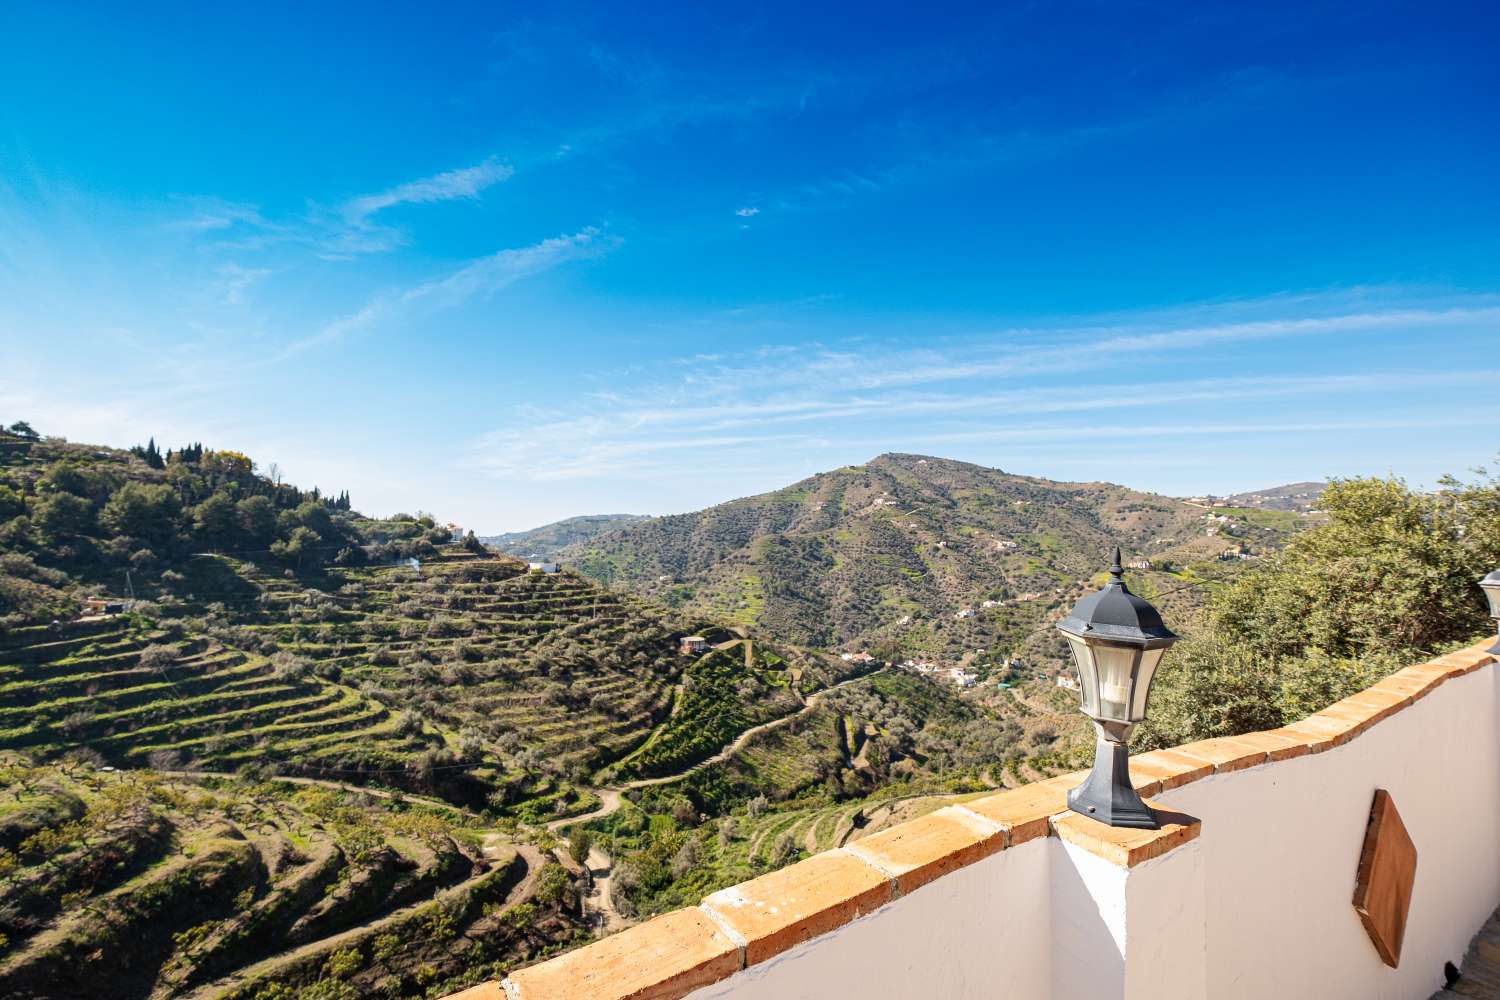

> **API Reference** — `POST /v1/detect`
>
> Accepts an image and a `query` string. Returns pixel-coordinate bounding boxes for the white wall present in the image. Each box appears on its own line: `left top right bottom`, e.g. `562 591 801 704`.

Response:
684 838 1054 1000
1155 663 1500 1000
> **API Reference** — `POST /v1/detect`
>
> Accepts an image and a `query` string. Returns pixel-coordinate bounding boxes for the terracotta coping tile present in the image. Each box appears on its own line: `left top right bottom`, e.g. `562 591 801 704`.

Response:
1125 757 1176 797
1440 642 1496 674
1034 770 1088 791
844 805 1006 896
1313 703 1379 739
1281 714 1357 751
1220 729 1310 762
1337 688 1411 722
701 849 892 966
1370 673 1439 701
1051 806 1201 868
446 984 504 1000
962 780 1071 846
506 907 739 1000
1126 748 1214 790
1172 736 1271 773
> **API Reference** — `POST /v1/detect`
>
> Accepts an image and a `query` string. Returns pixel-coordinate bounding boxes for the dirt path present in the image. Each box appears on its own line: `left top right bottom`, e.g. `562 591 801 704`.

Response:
621 669 881 791
582 845 626 934
546 788 622 832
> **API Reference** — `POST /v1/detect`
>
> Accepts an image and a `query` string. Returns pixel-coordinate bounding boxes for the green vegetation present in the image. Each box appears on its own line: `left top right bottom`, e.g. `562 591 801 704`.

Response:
0 761 574 1000
1139 473 1500 749
560 453 1295 667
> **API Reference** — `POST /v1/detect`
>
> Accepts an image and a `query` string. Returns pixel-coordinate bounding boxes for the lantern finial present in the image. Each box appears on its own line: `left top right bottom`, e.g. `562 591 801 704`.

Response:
1109 547 1124 583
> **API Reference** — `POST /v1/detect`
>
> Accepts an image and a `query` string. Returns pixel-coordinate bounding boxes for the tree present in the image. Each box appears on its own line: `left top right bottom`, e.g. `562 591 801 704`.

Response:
270 526 321 569
1156 471 1500 742
568 827 594 865
100 482 181 544
193 491 239 546
0 484 27 520
1134 634 1283 750
34 492 95 540
6 421 38 439
1212 476 1497 662
237 495 278 542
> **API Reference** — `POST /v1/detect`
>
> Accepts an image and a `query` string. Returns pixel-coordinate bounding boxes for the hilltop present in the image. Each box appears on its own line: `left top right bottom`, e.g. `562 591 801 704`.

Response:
559 454 1304 664
480 514 647 561
1221 481 1327 512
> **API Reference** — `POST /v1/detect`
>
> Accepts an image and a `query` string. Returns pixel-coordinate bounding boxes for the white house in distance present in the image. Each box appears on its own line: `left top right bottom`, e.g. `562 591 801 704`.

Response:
955 608 976 620
679 636 710 655
528 561 560 574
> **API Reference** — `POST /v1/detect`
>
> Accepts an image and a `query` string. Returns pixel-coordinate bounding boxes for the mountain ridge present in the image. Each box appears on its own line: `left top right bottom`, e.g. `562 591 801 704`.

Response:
558 453 1302 663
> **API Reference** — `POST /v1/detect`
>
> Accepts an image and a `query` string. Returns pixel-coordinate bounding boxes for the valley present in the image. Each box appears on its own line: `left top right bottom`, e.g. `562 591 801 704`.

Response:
0 428 1311 998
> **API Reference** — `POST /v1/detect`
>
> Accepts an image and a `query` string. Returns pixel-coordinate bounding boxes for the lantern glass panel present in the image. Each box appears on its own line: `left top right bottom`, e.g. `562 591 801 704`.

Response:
1128 646 1166 722
1064 634 1098 717
1093 642 1140 723
1482 581 1500 618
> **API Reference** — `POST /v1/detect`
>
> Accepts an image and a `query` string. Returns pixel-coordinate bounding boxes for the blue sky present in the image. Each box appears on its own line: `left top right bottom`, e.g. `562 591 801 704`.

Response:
2 2 1497 531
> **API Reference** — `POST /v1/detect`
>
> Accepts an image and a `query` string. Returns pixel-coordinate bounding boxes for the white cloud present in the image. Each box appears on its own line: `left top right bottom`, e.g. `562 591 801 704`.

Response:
277 227 613 358
216 263 273 305
341 158 514 225
735 206 760 217
460 296 1500 485
403 227 609 308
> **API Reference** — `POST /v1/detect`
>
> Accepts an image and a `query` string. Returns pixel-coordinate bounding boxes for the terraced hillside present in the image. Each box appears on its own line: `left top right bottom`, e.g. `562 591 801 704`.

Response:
222 551 693 817
562 453 1304 663
0 616 432 781
0 761 578 1000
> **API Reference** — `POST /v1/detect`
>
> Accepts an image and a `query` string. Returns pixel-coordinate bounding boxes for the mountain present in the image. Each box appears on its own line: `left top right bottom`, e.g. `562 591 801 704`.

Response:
1221 482 1327 512
481 513 648 560
559 454 1299 662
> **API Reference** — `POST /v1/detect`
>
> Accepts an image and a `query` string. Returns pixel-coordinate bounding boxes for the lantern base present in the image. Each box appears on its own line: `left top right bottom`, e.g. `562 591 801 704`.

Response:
1067 732 1160 830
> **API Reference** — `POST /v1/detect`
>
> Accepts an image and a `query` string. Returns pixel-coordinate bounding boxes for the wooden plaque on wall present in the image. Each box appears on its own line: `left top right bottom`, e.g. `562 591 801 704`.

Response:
1352 788 1418 968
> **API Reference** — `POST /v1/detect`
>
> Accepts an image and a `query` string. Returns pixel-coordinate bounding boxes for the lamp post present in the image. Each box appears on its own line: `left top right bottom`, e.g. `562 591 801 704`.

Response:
1056 548 1179 829
1479 569 1500 655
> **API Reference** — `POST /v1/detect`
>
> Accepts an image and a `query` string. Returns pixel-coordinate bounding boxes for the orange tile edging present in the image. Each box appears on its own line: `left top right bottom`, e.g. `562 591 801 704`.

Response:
473 639 1496 1000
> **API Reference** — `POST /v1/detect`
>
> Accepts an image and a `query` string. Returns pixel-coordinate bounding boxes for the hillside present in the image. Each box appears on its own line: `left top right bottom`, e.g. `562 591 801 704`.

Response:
481 515 647 560
560 454 1303 664
1221 481 1327 512
0 761 575 1000
0 427 880 995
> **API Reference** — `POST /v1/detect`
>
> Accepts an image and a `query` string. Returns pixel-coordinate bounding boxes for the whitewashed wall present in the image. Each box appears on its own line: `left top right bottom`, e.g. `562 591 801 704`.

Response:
1155 663 1500 1000
684 838 1054 999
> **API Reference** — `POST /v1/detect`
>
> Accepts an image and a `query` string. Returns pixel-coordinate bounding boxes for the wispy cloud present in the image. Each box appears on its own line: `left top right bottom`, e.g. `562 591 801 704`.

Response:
277 227 613 358
174 157 514 257
341 158 514 224
735 206 760 217
461 295 1500 484
216 263 273 305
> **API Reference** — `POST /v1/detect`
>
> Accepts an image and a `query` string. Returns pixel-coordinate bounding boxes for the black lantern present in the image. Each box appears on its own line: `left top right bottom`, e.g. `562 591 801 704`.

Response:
1056 549 1179 829
1479 568 1500 655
